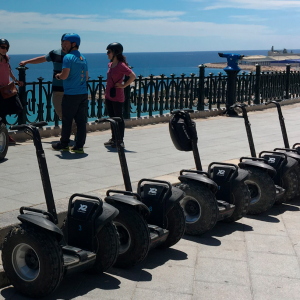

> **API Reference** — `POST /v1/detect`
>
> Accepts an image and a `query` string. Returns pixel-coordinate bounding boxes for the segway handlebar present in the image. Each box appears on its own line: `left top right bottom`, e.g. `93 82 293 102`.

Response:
96 117 122 123
20 206 55 223
10 122 48 131
106 189 141 201
171 109 194 115
265 100 282 107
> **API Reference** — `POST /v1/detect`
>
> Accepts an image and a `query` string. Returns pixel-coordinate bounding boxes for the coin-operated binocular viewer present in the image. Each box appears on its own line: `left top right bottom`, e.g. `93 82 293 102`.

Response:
218 53 244 116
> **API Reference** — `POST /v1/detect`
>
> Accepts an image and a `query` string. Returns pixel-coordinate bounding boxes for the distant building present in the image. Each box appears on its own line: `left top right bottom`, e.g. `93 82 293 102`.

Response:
239 47 300 67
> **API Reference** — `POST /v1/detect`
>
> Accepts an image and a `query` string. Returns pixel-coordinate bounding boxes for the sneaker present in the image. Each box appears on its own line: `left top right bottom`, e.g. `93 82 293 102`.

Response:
8 135 16 144
71 146 84 154
111 141 125 148
52 142 69 151
104 138 115 146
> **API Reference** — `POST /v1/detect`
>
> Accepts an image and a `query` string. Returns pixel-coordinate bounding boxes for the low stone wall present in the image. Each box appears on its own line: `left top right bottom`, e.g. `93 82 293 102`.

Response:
9 98 300 142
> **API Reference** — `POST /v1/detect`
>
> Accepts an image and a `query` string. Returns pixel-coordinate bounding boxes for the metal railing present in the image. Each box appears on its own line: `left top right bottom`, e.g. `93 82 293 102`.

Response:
11 64 300 126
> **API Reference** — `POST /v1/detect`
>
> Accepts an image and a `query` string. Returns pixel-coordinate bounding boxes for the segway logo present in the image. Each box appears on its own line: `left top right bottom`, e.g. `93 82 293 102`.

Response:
148 188 157 195
268 157 276 164
77 204 88 213
217 170 226 176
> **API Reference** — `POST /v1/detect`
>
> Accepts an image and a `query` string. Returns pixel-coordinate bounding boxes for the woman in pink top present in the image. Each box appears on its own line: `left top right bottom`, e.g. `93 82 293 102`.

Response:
104 42 136 148
0 38 23 143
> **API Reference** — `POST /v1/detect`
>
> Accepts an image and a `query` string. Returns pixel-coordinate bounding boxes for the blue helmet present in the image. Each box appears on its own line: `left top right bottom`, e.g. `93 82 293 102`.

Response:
62 33 80 46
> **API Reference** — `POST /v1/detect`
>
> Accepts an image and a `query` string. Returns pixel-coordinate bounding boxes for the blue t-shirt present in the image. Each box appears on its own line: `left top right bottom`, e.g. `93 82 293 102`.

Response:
62 50 88 95
45 49 66 92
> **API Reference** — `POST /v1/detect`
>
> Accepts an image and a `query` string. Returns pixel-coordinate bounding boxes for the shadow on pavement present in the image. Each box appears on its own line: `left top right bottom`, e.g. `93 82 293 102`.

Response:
107 247 188 282
0 158 8 164
55 152 89 160
183 221 253 247
104 146 136 154
1 273 121 300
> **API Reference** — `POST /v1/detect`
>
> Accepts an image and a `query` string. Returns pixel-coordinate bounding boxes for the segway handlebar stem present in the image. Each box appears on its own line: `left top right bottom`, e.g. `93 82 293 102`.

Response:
230 104 257 158
96 117 132 192
265 100 290 148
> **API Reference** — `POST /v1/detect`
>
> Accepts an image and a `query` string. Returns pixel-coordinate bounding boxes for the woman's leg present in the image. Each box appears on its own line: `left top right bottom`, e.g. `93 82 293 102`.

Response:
111 101 125 142
105 99 116 141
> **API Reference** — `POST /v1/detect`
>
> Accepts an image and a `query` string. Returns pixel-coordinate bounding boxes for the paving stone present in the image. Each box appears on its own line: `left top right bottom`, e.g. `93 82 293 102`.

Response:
197 239 247 261
251 274 300 300
137 264 194 294
192 281 252 300
248 252 300 279
132 288 192 300
245 233 295 255
195 257 250 286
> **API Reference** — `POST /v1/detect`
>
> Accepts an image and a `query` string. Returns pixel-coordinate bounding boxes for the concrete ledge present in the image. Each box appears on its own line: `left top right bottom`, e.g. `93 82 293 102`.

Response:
9 98 300 142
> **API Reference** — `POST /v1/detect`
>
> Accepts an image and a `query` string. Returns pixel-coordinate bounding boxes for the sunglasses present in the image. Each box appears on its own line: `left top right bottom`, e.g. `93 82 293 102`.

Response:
107 50 112 54
0 46 8 50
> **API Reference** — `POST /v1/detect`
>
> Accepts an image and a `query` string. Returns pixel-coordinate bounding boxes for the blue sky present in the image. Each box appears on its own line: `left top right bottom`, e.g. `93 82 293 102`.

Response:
3 0 300 54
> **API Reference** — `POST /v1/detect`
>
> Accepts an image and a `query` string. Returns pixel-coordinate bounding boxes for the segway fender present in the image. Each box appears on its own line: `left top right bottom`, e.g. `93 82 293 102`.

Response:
166 186 186 213
105 194 150 218
178 173 218 193
282 156 298 173
94 203 119 234
239 160 276 177
18 213 63 241
231 169 250 189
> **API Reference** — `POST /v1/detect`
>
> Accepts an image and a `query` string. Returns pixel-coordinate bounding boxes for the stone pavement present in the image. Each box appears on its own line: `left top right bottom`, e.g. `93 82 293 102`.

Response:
1 103 300 299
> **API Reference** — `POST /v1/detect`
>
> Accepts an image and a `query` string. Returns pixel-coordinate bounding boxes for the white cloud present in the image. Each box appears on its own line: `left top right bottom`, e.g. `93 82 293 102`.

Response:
230 15 268 22
0 10 271 37
122 9 186 18
193 0 300 10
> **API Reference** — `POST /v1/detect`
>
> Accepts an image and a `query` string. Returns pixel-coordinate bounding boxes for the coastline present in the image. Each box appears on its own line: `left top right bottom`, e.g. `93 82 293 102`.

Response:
205 63 290 72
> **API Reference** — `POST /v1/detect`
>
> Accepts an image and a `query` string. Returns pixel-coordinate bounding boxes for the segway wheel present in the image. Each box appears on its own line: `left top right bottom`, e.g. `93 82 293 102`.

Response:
2 224 63 298
90 221 119 273
113 203 150 268
244 167 276 215
223 182 250 222
176 182 218 235
0 123 9 161
277 166 299 204
158 201 186 249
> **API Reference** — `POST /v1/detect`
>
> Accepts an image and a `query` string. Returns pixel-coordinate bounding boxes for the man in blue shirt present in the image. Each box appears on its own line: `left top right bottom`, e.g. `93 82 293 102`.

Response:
52 33 88 154
19 34 77 137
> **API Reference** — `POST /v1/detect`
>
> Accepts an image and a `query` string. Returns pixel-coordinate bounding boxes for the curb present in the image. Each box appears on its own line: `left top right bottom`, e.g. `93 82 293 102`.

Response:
9 98 300 142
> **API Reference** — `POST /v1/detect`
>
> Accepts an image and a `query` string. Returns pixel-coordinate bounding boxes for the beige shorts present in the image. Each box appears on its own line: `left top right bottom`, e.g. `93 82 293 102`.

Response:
52 91 77 134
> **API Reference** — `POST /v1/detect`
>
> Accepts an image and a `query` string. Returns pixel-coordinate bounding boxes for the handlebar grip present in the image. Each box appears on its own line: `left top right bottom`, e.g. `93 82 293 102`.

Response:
29 121 48 128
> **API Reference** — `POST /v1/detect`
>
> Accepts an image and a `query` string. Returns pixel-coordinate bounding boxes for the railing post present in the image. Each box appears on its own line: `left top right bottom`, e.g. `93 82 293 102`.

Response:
123 66 132 119
254 64 261 104
16 66 28 125
197 64 205 111
285 64 291 99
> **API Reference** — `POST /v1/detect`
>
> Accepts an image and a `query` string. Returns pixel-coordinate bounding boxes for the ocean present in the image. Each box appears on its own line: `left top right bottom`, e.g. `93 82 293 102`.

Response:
8 49 273 82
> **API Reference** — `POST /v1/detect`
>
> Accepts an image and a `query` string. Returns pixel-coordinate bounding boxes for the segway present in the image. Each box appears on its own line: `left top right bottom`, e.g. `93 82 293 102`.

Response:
96 117 186 268
264 100 300 197
231 103 298 204
1 122 120 298
0 117 8 161
169 110 251 235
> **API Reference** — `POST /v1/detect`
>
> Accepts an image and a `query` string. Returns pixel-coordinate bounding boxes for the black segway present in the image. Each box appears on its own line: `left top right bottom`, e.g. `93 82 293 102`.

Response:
264 100 300 197
1 122 120 298
169 110 251 235
96 117 186 268
232 103 298 204
0 117 8 161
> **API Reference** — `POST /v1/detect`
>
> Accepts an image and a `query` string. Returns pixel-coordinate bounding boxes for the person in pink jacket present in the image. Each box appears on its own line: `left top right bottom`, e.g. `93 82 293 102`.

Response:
104 42 136 148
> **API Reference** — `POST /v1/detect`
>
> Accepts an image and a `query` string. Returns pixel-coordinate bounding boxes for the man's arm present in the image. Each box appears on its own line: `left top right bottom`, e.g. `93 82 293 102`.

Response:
55 68 70 80
86 71 89 81
19 56 47 66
